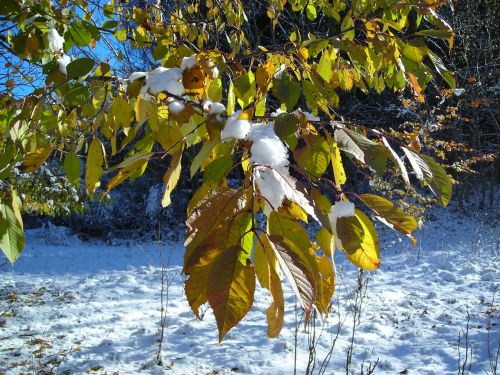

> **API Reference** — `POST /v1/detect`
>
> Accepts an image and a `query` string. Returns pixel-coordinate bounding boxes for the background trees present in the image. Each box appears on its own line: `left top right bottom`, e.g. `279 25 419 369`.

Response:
0 0 496 341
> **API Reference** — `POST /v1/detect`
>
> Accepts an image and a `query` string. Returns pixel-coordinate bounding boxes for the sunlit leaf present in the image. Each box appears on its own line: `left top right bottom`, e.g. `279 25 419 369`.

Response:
0 203 25 264
358 194 417 245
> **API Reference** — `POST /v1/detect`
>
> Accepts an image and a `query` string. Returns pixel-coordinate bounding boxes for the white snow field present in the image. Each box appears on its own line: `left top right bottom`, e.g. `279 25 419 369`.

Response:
0 208 498 375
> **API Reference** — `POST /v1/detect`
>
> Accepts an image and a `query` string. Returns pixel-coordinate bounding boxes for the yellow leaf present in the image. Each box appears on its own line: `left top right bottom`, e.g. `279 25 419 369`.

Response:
182 66 206 95
256 60 275 92
254 234 284 338
207 251 255 342
316 227 334 258
161 145 183 207
336 210 380 270
85 138 104 197
20 147 53 173
326 134 346 188
134 95 155 125
407 72 425 103
358 194 417 245
107 159 149 192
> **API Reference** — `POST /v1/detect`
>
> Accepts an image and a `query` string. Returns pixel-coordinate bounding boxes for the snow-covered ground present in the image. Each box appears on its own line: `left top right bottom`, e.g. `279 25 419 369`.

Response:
0 207 498 374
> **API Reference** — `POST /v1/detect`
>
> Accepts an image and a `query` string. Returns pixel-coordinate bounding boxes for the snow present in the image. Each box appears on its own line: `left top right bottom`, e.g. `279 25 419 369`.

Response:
274 63 286 78
329 200 355 220
56 55 71 75
141 67 184 96
48 28 64 52
220 111 251 140
211 66 219 79
168 100 185 116
202 100 226 115
129 71 147 82
247 123 289 171
293 108 320 122
271 108 286 117
0 207 498 374
245 122 317 219
180 54 197 70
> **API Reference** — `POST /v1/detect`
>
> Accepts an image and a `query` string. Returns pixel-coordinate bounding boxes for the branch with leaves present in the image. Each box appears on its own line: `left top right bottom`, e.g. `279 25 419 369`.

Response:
0 0 456 342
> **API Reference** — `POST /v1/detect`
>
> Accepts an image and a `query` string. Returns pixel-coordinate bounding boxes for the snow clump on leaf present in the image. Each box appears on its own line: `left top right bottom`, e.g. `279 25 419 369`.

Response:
220 111 251 140
180 54 197 70
57 55 71 75
202 100 226 115
141 67 184 96
246 123 289 170
247 122 318 220
168 100 185 115
129 72 147 82
48 28 64 52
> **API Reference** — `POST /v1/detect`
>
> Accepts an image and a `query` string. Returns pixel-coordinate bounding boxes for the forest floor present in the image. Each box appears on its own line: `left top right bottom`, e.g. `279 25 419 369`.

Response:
0 204 498 375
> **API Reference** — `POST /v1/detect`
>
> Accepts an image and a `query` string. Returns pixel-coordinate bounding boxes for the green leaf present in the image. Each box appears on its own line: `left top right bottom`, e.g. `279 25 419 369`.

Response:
401 39 428 63
272 74 300 111
415 29 453 40
274 113 298 150
204 154 233 183
64 151 81 187
358 194 417 245
0 203 25 264
234 71 256 109
268 211 310 253
341 12 355 40
66 58 94 80
68 22 91 46
114 28 127 42
317 51 333 82
306 4 317 21
419 154 453 207
101 20 118 30
335 128 387 175
293 134 330 177
428 51 456 89
190 140 218 178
